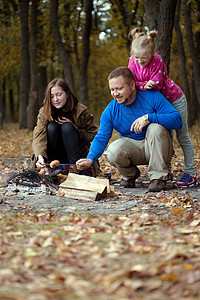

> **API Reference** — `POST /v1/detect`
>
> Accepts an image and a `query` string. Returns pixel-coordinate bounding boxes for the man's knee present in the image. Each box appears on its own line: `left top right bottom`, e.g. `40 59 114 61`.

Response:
105 142 121 165
105 139 128 165
146 124 169 140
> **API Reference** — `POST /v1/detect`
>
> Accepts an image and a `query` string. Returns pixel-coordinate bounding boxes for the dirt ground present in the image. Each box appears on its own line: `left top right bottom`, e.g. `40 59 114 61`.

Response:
0 157 199 216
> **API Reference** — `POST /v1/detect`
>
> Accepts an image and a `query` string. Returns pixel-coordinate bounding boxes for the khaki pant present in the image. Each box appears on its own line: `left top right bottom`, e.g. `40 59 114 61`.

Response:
104 124 173 181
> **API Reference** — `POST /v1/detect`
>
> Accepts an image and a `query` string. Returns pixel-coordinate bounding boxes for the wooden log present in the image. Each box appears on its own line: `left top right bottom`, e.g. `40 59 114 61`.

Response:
58 173 111 201
58 187 107 202
60 173 110 193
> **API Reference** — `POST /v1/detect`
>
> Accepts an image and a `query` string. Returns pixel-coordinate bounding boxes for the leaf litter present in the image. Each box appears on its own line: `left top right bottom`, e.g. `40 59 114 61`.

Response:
0 123 200 299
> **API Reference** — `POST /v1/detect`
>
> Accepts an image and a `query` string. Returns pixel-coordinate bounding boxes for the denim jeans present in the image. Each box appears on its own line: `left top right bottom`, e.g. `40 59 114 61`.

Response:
105 124 173 181
172 94 195 175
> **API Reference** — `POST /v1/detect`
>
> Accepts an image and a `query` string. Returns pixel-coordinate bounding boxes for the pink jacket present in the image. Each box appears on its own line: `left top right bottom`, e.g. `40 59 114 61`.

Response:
128 53 183 103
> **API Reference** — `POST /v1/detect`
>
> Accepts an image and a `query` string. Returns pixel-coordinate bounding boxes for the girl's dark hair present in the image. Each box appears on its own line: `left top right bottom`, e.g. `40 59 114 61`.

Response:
107 66 135 85
128 27 158 56
43 78 78 121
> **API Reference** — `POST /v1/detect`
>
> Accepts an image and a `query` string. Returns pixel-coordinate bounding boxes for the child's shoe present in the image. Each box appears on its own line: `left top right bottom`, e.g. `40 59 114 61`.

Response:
175 173 198 187
167 172 173 182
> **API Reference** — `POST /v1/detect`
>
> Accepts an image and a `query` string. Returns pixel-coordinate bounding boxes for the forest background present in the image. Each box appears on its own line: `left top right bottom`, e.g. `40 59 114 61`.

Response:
0 0 199 130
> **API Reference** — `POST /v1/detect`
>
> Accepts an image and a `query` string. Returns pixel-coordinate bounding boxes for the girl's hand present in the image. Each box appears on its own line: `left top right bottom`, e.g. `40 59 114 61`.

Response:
76 158 93 170
144 80 156 89
36 155 46 168
56 116 78 130
56 116 71 124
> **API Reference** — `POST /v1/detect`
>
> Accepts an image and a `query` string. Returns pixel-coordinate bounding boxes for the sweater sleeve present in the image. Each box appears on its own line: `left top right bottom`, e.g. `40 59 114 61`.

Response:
77 108 98 142
145 55 166 92
128 57 149 90
128 54 167 92
87 106 114 162
147 91 183 129
32 107 49 159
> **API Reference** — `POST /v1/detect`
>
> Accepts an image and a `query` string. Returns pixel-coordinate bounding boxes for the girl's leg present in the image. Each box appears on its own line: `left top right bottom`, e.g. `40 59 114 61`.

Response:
47 121 65 162
172 95 195 175
61 122 80 164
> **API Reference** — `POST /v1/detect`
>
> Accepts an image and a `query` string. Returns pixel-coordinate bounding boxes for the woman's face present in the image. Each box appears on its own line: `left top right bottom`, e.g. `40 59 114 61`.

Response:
50 86 67 109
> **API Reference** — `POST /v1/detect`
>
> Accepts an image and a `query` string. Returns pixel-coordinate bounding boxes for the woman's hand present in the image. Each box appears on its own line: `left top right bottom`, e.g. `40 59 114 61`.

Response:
56 116 78 130
36 155 46 168
76 158 93 170
56 116 71 124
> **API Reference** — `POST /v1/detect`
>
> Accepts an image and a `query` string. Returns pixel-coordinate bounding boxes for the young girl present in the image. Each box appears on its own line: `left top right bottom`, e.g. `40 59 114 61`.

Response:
128 28 197 187
32 78 100 175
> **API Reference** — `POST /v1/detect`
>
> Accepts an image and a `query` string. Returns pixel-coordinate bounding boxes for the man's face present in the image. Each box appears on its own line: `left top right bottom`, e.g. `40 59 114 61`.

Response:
109 75 136 105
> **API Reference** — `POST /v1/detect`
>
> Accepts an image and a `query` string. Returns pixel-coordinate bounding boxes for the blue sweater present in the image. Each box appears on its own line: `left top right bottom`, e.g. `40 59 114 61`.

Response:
87 90 182 162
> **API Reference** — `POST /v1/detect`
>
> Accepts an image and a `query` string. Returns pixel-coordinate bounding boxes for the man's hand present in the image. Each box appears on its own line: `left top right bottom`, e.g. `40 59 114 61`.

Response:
36 155 46 168
144 80 156 89
76 158 93 170
131 115 149 133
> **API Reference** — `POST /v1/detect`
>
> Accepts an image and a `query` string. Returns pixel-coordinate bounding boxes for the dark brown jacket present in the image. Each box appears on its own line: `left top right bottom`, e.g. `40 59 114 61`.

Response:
32 103 100 175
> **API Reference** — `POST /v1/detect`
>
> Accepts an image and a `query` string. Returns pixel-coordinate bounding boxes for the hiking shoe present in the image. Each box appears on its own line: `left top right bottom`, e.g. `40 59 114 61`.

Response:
120 167 140 188
148 179 166 192
167 172 173 182
175 173 198 187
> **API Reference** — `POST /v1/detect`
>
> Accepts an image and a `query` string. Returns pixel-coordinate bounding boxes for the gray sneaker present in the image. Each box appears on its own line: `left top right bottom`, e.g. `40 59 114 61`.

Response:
148 179 166 192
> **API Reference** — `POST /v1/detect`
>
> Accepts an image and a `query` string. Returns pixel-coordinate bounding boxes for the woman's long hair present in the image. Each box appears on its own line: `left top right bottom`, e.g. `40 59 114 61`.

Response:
43 78 79 121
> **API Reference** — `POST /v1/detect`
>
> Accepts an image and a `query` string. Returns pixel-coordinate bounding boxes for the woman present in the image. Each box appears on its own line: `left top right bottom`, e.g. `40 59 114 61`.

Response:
32 78 100 175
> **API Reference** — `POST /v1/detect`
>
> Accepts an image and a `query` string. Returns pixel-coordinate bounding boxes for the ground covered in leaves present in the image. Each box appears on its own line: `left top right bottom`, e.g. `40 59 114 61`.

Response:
0 123 200 300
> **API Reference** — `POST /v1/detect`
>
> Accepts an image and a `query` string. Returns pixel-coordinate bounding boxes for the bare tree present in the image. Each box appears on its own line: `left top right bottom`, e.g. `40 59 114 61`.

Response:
184 0 200 109
19 0 30 129
174 0 190 102
143 0 177 72
27 0 38 130
79 0 93 107
50 0 74 91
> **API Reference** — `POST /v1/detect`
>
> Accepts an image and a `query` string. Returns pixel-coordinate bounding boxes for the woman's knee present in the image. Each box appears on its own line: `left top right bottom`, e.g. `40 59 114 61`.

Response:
61 122 77 135
47 121 60 136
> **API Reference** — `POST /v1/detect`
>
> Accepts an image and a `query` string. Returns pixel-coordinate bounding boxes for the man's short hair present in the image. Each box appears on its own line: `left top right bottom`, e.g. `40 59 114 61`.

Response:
107 66 135 85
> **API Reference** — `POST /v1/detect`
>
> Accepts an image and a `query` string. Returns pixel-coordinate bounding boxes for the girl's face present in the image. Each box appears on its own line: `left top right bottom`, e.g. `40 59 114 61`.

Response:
50 86 67 109
133 49 153 67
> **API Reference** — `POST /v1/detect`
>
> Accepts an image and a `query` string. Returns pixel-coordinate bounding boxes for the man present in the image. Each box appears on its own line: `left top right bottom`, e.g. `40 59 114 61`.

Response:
76 67 182 192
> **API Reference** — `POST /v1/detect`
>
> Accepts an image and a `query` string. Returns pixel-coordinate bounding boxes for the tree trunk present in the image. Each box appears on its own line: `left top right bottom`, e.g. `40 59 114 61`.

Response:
19 0 30 129
190 77 200 126
143 0 177 72
79 0 93 107
27 0 38 130
143 0 159 30
50 0 74 91
9 88 15 121
174 0 190 102
0 78 6 128
184 0 200 109
38 66 47 108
